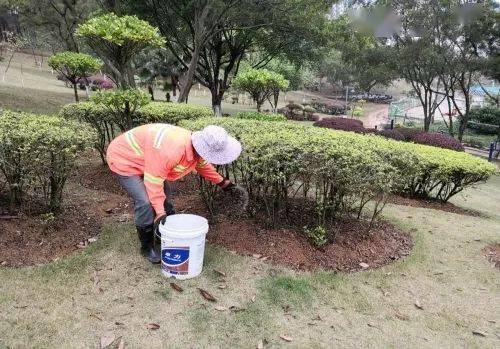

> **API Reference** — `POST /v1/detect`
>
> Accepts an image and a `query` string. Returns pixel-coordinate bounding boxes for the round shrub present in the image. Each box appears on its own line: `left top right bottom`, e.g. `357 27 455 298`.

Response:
59 102 114 163
0 111 96 212
234 111 287 122
313 117 365 133
377 129 405 141
412 132 465 152
303 106 316 113
60 101 211 163
467 106 500 135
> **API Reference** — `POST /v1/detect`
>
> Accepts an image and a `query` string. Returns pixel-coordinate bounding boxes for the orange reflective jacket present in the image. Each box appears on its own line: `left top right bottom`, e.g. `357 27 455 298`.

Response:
107 124 223 218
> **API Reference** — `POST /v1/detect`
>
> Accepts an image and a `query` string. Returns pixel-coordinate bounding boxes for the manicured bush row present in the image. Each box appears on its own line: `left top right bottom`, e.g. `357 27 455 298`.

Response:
182 117 396 229
136 102 213 124
234 111 287 122
181 118 496 228
0 111 96 212
59 101 212 162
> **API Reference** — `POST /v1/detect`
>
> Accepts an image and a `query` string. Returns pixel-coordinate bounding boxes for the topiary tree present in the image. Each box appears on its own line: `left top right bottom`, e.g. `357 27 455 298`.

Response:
48 51 102 102
90 89 151 131
233 68 289 112
76 13 165 88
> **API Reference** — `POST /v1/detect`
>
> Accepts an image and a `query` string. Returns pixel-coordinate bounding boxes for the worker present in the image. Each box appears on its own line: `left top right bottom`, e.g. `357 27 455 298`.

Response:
107 123 244 264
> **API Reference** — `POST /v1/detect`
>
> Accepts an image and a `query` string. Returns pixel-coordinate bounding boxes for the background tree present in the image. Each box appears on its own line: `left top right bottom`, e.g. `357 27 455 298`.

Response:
126 0 334 114
233 68 289 112
76 13 164 89
330 16 396 93
48 51 102 102
19 0 97 52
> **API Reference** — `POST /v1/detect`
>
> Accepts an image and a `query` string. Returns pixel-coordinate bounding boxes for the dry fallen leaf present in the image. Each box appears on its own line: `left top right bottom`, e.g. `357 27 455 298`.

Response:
146 323 160 330
198 288 217 302
214 306 226 311
117 338 125 349
472 330 486 337
213 268 226 277
229 305 246 312
252 254 262 258
279 334 293 342
256 338 270 349
395 312 409 321
414 300 424 310
100 331 115 349
169 282 183 292
217 284 227 289
359 262 369 269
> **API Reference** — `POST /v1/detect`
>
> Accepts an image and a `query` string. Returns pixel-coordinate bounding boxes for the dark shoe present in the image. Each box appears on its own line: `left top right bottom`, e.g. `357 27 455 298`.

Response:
137 225 161 264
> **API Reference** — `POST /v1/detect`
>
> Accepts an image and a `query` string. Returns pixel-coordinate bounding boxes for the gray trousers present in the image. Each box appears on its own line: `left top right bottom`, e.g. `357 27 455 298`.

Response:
116 174 173 228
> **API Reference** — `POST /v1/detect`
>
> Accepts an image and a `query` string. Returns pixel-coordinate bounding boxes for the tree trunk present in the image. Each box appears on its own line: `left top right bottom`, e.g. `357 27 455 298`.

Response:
178 44 201 103
423 89 430 132
148 85 155 101
171 75 178 96
73 83 79 102
446 96 454 136
457 93 470 142
212 89 223 116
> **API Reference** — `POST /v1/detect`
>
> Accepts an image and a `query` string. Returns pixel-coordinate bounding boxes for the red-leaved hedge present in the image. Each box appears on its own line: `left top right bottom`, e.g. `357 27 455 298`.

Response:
313 117 365 133
395 127 423 141
412 132 465 152
377 129 405 141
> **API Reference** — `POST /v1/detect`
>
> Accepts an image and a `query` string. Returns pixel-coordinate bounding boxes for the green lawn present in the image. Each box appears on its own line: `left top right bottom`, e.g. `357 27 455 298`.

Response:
1 175 499 348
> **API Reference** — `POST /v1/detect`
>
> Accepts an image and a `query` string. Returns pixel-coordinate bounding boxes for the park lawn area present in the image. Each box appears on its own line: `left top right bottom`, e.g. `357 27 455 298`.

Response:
0 174 499 348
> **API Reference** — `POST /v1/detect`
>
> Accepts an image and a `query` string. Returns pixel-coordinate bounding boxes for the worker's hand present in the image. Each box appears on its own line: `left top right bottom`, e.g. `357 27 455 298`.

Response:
217 178 232 190
221 181 249 212
154 203 175 236
164 201 175 216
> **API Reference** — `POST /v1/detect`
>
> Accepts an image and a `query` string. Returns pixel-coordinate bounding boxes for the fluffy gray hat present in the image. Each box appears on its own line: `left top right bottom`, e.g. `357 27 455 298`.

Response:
191 125 242 165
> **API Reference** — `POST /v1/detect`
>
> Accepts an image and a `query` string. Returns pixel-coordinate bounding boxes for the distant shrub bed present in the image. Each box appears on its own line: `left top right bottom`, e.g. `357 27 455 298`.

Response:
60 101 211 162
313 117 365 133
0 111 96 212
234 111 287 122
394 127 423 141
467 106 500 136
377 129 406 141
412 132 465 152
180 118 496 231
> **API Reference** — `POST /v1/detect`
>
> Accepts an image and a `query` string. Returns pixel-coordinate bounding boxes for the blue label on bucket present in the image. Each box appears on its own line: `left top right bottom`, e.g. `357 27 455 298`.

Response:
162 247 190 275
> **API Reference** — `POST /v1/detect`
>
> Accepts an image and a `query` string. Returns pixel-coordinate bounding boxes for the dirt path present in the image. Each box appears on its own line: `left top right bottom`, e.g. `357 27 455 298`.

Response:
363 103 390 129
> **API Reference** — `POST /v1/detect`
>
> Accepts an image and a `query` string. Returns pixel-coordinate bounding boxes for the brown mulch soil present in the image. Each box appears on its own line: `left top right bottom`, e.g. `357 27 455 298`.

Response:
484 244 500 269
1 156 413 271
175 189 413 272
388 194 481 217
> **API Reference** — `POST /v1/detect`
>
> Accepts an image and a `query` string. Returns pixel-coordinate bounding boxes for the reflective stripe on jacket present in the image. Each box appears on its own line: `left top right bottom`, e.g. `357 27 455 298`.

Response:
107 124 223 218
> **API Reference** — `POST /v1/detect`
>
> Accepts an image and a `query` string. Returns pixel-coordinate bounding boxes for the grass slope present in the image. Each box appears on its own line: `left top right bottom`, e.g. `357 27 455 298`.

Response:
0 175 499 348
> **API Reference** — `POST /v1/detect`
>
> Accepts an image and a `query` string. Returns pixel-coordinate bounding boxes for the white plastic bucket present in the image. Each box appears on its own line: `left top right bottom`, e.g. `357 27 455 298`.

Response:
158 214 209 280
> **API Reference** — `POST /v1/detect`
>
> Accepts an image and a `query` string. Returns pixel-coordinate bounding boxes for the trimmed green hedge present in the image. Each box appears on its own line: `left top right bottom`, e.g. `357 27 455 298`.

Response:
59 101 212 162
0 111 96 212
180 118 496 229
234 111 287 122
137 102 213 124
